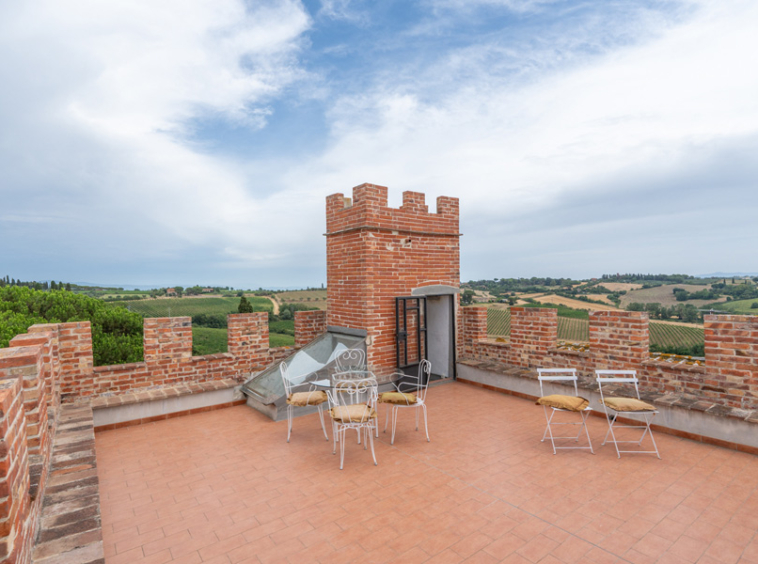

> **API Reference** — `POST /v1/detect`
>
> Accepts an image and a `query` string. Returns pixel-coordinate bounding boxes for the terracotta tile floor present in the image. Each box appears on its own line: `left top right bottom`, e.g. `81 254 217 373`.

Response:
96 382 758 564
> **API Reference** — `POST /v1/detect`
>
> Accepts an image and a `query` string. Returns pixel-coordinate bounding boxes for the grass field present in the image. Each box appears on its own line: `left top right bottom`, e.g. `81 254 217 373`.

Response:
192 327 228 355
595 283 643 292
486 307 703 350
619 284 722 308
192 324 295 355
486 309 589 341
649 323 704 349
120 296 272 318
558 318 589 341
718 298 758 315
269 320 295 335
276 290 328 310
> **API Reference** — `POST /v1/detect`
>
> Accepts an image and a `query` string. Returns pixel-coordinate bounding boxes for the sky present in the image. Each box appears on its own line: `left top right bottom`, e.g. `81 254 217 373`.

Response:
1 0 757 289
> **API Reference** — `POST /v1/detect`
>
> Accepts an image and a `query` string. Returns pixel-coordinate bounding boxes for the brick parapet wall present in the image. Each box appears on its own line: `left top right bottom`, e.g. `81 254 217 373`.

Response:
704 314 758 408
294 310 327 348
4 312 305 406
326 184 460 371
57 323 93 395
53 314 284 400
460 307 758 410
0 376 31 563
228 313 270 375
460 307 488 359
27 326 61 425
0 342 46 459
144 317 192 362
589 311 649 370
509 307 557 367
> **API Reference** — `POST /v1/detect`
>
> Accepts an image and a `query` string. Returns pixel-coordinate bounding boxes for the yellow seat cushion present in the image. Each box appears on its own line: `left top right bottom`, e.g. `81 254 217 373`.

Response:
536 394 589 412
287 390 328 407
329 404 377 423
602 397 656 412
378 391 417 405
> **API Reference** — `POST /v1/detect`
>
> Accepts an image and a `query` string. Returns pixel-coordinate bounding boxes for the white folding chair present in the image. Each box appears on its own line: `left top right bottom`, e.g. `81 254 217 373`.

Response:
596 370 660 459
327 375 378 470
280 362 329 443
536 368 594 454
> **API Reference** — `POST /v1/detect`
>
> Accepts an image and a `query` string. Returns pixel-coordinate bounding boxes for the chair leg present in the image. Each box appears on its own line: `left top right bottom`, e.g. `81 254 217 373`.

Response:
339 427 345 470
582 411 594 454
542 407 557 454
422 404 430 442
317 405 329 441
286 405 292 443
332 421 338 454
384 407 390 433
391 406 399 445
603 408 621 458
368 426 377 466
645 414 661 459
415 408 419 431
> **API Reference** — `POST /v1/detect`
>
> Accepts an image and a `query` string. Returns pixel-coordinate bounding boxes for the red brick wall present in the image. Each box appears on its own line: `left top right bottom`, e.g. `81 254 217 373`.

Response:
294 310 327 348
57 322 94 396
704 314 758 408
460 307 488 358
228 313 271 375
509 307 558 367
460 307 758 410
12 313 308 401
326 184 460 370
28 325 61 427
589 311 649 370
0 363 32 563
3 337 47 459
144 317 192 362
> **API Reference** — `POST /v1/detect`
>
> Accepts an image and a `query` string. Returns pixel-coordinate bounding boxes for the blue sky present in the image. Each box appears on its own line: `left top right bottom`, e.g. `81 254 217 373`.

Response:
1 0 756 289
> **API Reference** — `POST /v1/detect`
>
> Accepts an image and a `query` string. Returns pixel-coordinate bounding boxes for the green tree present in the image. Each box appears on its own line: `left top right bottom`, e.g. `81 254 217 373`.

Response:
0 286 143 365
238 296 254 313
461 289 475 305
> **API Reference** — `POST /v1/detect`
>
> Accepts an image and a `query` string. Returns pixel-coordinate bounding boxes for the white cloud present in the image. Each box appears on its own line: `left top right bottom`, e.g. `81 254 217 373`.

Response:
2 0 757 285
0 0 311 268
281 0 758 278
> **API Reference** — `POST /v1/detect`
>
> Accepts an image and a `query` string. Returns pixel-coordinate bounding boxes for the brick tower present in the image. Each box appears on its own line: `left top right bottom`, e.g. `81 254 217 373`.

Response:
325 183 460 372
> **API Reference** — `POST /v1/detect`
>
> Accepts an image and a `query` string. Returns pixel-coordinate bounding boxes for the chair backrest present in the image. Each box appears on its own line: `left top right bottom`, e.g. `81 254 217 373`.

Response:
397 359 432 402
537 368 579 397
280 362 293 398
595 369 641 402
335 348 366 373
327 374 378 414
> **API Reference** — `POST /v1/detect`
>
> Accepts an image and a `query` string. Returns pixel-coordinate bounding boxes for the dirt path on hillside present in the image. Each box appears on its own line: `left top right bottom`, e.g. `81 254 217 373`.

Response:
533 295 622 312
267 295 280 315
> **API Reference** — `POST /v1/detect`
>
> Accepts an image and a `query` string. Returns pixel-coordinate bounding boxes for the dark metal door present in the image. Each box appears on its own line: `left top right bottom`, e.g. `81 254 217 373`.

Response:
395 296 427 368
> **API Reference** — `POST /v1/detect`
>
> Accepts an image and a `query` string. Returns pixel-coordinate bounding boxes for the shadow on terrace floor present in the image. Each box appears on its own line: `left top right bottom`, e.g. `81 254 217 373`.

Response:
95 383 758 564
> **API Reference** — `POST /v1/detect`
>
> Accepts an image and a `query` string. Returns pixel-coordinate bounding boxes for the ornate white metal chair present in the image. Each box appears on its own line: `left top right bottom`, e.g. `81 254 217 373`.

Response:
596 370 660 459
536 368 594 454
378 359 431 445
335 348 366 373
280 362 329 443
327 374 378 470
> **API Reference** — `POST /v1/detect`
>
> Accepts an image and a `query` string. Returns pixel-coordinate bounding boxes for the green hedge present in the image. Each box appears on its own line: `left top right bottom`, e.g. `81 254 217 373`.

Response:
0 286 143 366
